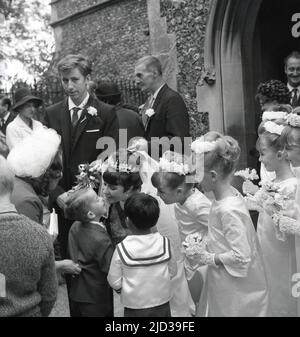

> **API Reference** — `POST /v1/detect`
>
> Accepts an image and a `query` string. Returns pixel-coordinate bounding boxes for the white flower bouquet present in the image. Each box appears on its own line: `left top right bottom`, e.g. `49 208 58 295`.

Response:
75 160 103 189
235 168 260 195
182 232 207 257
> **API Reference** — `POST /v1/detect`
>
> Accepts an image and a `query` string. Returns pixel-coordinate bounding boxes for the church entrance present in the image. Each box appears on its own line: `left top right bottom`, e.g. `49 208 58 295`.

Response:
199 0 300 171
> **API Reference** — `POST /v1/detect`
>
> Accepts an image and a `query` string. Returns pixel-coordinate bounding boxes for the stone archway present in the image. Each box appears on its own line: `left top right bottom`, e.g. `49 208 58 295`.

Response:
197 0 263 169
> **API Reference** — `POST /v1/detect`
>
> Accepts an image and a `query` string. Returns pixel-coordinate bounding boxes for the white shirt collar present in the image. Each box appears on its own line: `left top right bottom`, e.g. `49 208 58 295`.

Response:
68 92 90 111
287 83 300 92
0 202 17 214
1 112 10 123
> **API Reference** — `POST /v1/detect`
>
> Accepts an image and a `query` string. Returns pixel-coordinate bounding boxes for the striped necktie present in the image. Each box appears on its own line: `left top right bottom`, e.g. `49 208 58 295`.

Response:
291 88 299 108
71 107 81 127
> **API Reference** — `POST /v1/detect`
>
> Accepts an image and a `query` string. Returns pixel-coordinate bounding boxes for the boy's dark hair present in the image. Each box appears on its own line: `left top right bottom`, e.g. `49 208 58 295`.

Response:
124 193 160 230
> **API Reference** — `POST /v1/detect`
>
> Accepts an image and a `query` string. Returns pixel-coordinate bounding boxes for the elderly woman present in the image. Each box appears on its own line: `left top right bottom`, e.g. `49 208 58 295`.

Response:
7 128 81 316
6 87 45 150
0 156 57 317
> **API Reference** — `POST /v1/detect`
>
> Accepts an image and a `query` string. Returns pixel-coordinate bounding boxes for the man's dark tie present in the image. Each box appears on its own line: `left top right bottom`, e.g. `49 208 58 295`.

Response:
0 118 4 128
71 107 80 127
291 88 299 108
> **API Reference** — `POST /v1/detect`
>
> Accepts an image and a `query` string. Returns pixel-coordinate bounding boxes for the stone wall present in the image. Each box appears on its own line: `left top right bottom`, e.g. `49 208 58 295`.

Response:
50 0 212 137
160 0 211 137
51 0 150 80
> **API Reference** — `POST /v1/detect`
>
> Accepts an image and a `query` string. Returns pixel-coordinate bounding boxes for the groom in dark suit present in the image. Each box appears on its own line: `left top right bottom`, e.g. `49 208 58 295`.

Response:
45 54 118 258
135 56 190 159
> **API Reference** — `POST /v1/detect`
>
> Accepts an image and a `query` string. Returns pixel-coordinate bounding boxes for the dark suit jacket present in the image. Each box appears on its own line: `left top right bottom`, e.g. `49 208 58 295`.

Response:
0 112 15 135
68 221 114 315
45 95 119 191
116 105 145 146
142 84 190 158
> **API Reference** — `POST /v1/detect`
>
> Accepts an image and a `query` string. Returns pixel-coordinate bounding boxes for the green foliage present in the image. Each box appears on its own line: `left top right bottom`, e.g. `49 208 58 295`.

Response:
0 0 54 77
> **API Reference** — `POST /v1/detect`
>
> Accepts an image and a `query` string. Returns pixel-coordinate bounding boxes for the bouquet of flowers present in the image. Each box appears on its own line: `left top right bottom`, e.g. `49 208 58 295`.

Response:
75 160 103 189
182 232 207 257
235 168 260 195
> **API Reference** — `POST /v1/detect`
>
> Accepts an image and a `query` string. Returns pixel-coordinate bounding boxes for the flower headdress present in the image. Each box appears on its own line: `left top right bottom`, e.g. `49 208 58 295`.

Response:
262 111 288 121
286 113 300 128
105 149 141 174
263 121 285 136
158 157 192 176
158 151 194 176
190 137 218 154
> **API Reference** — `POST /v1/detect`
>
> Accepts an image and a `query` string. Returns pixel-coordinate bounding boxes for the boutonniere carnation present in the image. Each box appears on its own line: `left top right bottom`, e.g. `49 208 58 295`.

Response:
87 106 98 117
145 108 155 118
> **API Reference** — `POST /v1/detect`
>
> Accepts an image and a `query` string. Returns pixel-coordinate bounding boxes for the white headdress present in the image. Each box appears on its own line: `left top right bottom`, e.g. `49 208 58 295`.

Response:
264 121 285 135
157 151 194 176
262 111 288 121
286 114 300 128
7 128 61 178
190 137 218 154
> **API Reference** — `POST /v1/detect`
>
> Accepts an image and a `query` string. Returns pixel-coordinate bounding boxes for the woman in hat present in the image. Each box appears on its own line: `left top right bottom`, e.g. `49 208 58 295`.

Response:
6 87 45 150
7 128 81 316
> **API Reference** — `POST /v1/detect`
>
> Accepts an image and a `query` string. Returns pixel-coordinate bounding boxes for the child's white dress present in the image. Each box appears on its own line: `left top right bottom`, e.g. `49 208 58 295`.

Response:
174 188 211 315
138 152 195 316
257 177 298 317
174 189 211 243
205 192 269 317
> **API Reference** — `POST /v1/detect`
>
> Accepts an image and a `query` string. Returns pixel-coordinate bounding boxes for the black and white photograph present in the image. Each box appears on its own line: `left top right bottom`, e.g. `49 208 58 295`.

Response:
1 0 300 323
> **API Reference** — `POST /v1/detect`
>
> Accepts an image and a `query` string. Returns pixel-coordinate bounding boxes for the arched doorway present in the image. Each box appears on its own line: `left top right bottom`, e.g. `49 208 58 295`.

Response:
198 0 300 170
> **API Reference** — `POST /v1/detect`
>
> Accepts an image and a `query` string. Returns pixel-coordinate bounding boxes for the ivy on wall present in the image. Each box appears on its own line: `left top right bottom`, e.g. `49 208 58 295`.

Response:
161 0 211 137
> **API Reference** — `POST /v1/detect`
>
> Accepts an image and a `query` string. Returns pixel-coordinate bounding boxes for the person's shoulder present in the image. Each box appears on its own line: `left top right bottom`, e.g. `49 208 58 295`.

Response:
46 99 66 113
91 97 115 114
163 85 184 100
15 213 51 241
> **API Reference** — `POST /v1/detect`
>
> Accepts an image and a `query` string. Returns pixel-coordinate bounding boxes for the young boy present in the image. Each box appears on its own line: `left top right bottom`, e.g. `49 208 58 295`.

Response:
65 187 114 317
107 193 176 317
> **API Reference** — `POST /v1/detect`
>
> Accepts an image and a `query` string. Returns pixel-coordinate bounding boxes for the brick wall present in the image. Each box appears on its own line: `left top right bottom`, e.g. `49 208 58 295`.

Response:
51 0 150 80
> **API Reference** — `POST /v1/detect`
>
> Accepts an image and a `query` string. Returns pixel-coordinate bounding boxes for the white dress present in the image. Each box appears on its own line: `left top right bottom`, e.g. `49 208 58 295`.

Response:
205 191 269 317
174 189 211 315
257 178 298 317
139 151 195 317
6 115 45 150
